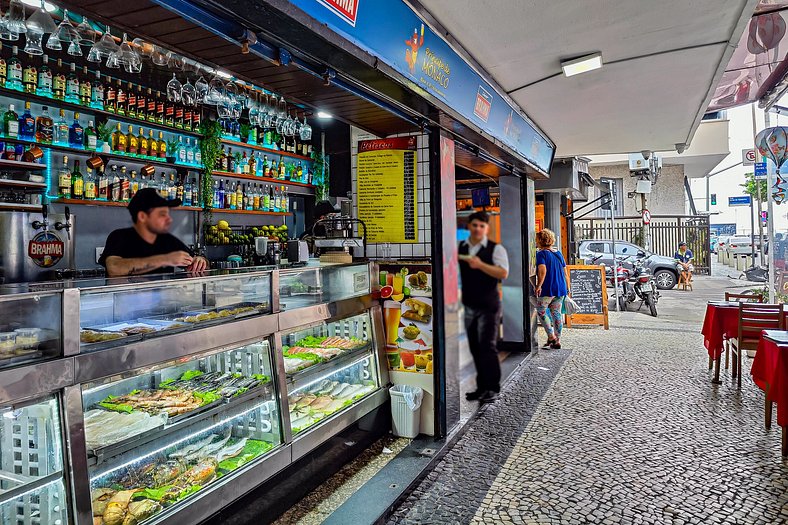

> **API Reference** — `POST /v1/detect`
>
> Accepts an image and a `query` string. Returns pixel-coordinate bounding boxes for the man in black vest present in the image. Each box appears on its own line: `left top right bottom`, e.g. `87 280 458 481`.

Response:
459 211 509 403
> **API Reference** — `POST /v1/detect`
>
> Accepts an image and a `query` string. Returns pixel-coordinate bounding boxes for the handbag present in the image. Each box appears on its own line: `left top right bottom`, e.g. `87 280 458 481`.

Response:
564 295 580 316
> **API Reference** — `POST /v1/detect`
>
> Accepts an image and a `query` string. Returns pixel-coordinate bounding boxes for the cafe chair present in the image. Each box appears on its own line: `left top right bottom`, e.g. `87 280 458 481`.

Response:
730 303 785 388
677 270 693 291
720 292 767 370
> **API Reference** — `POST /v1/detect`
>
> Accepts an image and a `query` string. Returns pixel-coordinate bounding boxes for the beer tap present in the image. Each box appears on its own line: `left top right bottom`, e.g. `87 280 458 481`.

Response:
55 206 72 240
31 204 49 231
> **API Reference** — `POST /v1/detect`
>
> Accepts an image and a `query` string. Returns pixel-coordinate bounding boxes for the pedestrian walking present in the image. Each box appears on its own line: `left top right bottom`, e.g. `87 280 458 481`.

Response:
534 229 568 349
458 211 509 404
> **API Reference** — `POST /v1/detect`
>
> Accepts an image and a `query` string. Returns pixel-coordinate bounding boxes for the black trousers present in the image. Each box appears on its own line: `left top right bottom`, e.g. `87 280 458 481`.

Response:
464 304 502 393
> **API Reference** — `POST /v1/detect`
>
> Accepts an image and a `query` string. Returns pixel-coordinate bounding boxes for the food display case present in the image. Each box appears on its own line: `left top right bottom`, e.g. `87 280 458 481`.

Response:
0 396 69 525
0 262 388 525
0 290 64 368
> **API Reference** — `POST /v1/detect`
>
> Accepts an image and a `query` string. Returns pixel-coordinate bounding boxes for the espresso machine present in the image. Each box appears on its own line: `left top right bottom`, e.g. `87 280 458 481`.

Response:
312 201 367 263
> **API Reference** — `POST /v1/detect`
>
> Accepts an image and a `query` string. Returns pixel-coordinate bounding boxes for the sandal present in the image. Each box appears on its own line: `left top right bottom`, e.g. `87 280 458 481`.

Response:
544 337 558 348
550 339 561 349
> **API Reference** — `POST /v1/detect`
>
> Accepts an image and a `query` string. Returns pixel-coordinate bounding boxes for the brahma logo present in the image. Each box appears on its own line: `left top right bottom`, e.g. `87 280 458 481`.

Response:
28 231 64 268
474 86 492 122
318 0 359 26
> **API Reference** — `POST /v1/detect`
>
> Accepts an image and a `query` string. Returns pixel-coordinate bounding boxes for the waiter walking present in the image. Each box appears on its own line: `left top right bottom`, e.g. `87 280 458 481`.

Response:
99 188 209 277
458 211 509 403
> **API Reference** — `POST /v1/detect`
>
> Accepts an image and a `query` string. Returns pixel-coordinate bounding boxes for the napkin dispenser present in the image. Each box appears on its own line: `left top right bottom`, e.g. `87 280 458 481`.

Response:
287 240 309 263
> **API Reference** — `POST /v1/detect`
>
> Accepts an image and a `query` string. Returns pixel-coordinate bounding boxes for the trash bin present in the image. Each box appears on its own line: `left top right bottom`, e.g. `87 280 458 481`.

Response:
390 384 423 438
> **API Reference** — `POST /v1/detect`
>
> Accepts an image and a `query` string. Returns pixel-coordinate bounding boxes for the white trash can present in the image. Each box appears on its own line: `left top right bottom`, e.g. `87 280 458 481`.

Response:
390 385 423 438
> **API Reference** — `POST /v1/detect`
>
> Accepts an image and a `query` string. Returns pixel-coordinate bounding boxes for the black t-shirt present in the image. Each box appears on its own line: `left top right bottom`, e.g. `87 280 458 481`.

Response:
99 227 193 274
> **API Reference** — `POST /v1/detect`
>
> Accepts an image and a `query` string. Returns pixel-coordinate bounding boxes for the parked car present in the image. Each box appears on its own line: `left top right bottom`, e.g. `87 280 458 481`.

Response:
577 240 680 289
716 235 731 254
726 235 760 255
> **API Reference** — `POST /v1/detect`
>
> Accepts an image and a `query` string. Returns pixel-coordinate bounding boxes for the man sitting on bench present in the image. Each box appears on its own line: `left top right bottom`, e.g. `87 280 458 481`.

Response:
674 241 694 284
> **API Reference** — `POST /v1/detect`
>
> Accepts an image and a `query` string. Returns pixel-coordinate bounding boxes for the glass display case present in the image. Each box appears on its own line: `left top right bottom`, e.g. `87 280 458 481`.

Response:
78 272 272 352
82 337 282 524
0 396 69 525
0 292 61 369
281 311 381 435
278 263 371 311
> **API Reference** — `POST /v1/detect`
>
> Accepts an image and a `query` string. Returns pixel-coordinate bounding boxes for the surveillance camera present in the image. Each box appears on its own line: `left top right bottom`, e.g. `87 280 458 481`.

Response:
675 143 687 154
641 150 650 160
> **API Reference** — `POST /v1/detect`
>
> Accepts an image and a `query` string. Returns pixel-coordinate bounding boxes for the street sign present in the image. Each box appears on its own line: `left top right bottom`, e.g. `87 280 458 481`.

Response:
642 209 651 224
729 195 752 206
743 148 757 165
754 162 768 179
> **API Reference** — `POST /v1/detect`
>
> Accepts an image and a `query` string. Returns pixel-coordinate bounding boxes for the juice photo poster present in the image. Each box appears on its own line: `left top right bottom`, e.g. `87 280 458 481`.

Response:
379 263 433 375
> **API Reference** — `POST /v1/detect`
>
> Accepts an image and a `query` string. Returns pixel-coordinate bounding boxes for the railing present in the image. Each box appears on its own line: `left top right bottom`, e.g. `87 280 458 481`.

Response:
572 215 711 274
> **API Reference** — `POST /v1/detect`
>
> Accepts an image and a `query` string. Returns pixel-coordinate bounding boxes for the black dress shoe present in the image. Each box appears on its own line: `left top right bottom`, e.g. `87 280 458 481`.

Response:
465 390 483 400
478 390 499 403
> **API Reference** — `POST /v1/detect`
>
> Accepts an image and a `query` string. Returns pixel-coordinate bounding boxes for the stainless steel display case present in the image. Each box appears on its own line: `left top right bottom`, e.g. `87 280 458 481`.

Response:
0 262 387 525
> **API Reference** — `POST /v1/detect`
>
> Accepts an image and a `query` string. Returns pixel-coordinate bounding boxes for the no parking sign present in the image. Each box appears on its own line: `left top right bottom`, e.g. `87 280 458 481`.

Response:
642 209 651 225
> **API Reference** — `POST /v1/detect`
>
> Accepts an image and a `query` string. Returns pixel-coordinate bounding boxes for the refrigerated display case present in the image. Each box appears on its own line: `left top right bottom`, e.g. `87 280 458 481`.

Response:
0 396 69 525
0 290 63 368
278 263 371 311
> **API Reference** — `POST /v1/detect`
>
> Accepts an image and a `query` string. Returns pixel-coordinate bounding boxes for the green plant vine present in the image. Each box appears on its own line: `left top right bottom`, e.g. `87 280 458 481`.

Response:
198 119 222 227
311 150 329 201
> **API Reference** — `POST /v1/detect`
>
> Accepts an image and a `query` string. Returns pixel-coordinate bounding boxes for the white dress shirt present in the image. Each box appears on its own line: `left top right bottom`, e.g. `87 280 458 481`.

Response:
462 236 509 273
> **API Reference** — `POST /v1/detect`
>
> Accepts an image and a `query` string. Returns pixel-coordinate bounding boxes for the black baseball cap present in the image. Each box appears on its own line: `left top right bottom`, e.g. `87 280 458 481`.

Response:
128 188 181 219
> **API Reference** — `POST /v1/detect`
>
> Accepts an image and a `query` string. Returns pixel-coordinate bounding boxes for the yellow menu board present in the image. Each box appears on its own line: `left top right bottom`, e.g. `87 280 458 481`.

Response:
357 137 418 243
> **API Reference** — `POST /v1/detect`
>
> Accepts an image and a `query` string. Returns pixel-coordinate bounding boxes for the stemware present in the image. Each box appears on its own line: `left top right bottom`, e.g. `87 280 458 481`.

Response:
277 95 287 120
166 73 182 103
87 27 118 63
150 45 167 66
194 75 209 103
292 112 303 137
67 38 81 56
47 9 78 50
25 1 56 34
181 77 196 106
76 16 94 46
166 51 184 70
132 37 153 58
6 0 26 34
116 33 140 72
23 29 42 54
299 116 312 141
248 92 259 126
0 13 19 42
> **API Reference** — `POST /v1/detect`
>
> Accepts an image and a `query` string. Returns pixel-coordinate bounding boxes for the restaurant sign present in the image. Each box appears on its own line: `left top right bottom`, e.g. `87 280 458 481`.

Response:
28 231 64 268
292 0 555 174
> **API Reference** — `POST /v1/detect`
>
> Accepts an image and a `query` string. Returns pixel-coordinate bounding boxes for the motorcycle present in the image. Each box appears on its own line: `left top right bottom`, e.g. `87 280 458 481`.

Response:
623 258 660 317
592 255 630 312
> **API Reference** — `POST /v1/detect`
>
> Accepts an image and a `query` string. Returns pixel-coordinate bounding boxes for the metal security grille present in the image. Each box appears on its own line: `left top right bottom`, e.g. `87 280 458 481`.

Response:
573 215 711 274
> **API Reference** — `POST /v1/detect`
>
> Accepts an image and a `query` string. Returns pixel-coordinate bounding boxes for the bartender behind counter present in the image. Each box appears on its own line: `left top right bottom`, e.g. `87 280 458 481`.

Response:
99 188 209 276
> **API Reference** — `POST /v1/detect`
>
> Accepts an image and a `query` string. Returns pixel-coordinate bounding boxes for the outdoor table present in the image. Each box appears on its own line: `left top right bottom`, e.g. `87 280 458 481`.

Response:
751 330 788 456
701 301 740 383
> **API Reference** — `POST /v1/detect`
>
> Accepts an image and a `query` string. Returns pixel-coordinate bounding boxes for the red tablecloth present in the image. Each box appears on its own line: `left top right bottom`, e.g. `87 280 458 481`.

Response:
751 332 788 427
701 303 739 359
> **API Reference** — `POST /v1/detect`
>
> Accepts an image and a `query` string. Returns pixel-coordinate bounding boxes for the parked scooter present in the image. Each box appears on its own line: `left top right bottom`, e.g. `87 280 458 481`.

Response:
592 255 630 312
622 258 660 317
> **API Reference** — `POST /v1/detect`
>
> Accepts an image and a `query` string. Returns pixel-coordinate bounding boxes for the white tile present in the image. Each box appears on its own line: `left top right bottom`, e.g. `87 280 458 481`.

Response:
425 244 432 256
400 244 413 257
413 244 425 257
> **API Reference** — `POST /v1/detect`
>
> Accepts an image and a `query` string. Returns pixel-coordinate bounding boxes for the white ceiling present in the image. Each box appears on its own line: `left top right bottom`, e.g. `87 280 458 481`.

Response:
415 0 756 157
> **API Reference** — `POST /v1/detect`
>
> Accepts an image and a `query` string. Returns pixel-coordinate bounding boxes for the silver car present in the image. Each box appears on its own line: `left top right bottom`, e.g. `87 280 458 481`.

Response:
577 240 679 289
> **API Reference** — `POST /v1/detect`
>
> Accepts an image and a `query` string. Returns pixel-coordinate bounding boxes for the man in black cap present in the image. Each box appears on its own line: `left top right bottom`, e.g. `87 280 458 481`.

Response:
99 188 208 277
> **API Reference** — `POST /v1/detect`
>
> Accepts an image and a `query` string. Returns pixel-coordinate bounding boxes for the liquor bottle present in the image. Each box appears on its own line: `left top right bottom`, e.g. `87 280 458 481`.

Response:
119 165 130 202
52 59 65 100
58 155 71 199
107 165 119 201
168 173 176 200
185 138 195 165
227 147 235 172
217 179 225 209
138 127 148 157
220 147 228 172
261 155 269 177
129 170 138 198
252 184 261 211
116 79 126 116
266 184 273 212
3 104 18 138
278 159 285 179
37 55 52 97
175 103 184 130
65 62 79 103
224 181 232 209
19 102 34 140
127 124 138 155
112 123 126 152
139 172 148 191
83 166 96 200
241 152 249 174
183 177 192 207
71 159 84 199
79 66 91 106
0 43 6 87
22 56 37 94
190 178 199 207
146 88 155 122
164 100 174 127
158 131 166 159
105 78 116 112
184 107 192 132
155 91 165 125
194 139 202 166
282 186 289 212
54 109 69 145
97 167 108 200
91 70 104 109
297 162 303 182
6 46 22 91
136 85 146 119
84 120 97 150
148 130 158 158
176 175 184 201
126 82 136 119
272 185 280 212
157 172 167 198
192 110 201 131
68 112 84 148
34 106 53 144
248 152 256 176
236 182 244 210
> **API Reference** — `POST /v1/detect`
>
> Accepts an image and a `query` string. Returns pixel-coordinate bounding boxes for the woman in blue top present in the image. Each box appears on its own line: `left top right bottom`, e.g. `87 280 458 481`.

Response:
535 229 568 349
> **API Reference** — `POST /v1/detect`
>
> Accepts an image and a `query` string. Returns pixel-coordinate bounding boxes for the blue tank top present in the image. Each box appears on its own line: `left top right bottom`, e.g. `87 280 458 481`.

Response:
536 249 568 297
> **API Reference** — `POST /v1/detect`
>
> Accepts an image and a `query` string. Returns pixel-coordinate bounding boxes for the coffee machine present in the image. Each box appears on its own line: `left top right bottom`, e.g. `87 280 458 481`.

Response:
312 202 367 263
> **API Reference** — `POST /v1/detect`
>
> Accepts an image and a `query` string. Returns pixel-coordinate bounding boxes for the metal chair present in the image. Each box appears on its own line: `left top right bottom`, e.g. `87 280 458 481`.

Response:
730 303 785 388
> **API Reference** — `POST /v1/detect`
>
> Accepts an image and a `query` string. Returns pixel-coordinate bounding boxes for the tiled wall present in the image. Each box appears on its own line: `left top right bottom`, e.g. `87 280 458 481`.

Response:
350 126 432 259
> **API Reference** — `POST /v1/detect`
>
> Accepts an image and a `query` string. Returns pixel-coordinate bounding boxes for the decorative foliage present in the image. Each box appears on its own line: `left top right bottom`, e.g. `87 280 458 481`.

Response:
741 174 768 201
96 122 111 143
198 119 223 224
311 150 329 201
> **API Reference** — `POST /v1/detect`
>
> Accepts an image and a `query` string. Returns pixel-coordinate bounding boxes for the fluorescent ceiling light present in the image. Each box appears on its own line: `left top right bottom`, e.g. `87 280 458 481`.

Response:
561 53 603 77
21 0 56 11
317 111 332 119
216 69 233 79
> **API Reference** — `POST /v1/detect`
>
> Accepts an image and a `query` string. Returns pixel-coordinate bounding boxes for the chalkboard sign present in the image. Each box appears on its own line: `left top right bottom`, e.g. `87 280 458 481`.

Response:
565 265 609 329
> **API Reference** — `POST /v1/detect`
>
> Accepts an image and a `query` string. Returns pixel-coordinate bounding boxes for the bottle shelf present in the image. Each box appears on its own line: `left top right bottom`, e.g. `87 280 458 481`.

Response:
54 198 203 212
207 208 292 216
0 84 201 138
0 136 202 172
0 158 47 170
0 178 46 189
220 139 313 163
211 170 314 189
0 201 42 211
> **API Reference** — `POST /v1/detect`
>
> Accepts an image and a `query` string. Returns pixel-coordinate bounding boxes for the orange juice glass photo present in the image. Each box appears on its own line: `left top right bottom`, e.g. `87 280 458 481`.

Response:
383 300 402 346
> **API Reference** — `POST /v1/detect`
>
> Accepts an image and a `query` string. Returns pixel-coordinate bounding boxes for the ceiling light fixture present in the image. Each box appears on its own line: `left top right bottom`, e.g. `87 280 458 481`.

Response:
21 0 56 12
317 111 332 119
561 52 603 77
